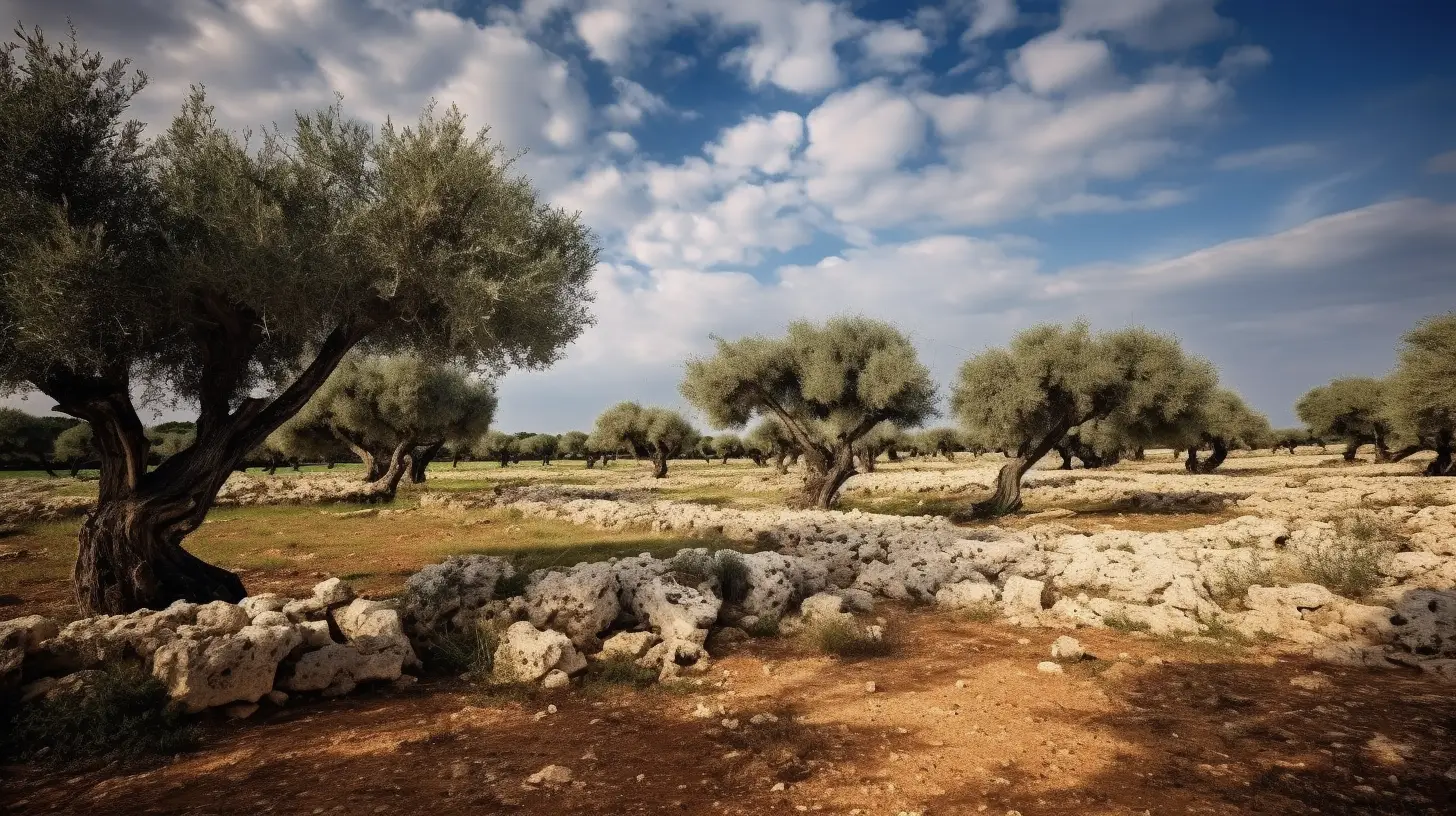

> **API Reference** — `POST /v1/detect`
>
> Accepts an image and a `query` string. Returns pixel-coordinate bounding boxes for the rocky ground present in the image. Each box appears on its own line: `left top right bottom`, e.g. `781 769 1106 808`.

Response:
2 449 1455 815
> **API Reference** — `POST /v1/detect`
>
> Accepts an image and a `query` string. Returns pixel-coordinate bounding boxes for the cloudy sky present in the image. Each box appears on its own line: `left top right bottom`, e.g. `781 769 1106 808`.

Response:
3 0 1454 431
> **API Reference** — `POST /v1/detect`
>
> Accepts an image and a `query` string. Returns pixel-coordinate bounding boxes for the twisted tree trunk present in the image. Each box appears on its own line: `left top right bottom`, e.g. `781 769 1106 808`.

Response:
1199 437 1228 473
651 451 669 479
409 440 444 484
367 441 414 500
799 445 857 509
1342 440 1360 462
1054 445 1073 470
1426 431 1454 476
971 424 1068 518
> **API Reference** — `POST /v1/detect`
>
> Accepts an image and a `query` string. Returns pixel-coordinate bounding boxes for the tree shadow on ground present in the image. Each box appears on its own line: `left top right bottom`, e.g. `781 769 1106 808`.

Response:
924 650 1455 815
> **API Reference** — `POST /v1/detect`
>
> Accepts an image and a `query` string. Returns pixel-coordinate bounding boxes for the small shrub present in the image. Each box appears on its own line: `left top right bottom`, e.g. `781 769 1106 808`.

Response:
715 551 750 604
1 663 199 763
1295 539 1389 599
1101 612 1153 634
493 570 530 600
424 623 500 678
583 657 658 689
743 614 781 637
803 617 893 658
957 601 1000 623
1210 552 1275 609
1336 512 1405 546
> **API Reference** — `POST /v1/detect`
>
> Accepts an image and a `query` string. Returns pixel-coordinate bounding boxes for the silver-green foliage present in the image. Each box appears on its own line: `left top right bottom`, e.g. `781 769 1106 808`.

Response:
590 402 697 477
681 316 935 506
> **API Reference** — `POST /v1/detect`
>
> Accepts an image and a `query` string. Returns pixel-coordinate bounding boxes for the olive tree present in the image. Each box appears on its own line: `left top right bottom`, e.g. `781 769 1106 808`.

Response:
1387 314 1456 475
952 323 1211 516
591 402 696 478
682 317 936 508
284 355 496 494
472 430 518 468
855 422 903 473
713 433 744 464
1180 390 1272 473
558 430 589 460
745 417 795 472
0 29 597 614
53 422 96 476
518 433 559 465
0 407 68 474
1270 427 1320 454
918 427 961 461
1295 377 1393 462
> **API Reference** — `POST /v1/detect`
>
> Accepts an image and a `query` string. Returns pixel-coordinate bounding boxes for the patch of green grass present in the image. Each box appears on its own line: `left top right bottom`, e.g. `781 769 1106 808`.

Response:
1210 551 1275 609
743 614 782 637
955 601 1000 623
801 617 893 658
838 492 975 518
423 622 500 678
583 657 659 689
1101 612 1153 634
1295 539 1390 599
1 663 199 763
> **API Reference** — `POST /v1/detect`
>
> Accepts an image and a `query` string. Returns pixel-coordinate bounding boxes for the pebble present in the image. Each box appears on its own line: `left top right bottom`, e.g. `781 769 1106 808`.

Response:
1050 636 1084 661
1037 661 1064 675
865 681 878 693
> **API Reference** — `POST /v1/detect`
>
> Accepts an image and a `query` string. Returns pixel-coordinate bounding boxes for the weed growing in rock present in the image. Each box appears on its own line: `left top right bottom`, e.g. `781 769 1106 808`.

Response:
1101 612 1153 634
584 657 658 689
1296 539 1390 599
1211 552 1276 609
1 663 199 763
956 601 1001 623
803 618 893 658
743 614 782 637
425 622 500 678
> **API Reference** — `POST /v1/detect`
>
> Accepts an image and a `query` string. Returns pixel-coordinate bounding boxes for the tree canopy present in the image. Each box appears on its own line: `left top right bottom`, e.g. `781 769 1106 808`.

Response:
472 430 519 467
952 322 1213 515
1386 313 1456 475
558 430 589 459
590 402 697 478
0 27 598 613
682 316 935 507
1295 377 1393 461
283 355 496 494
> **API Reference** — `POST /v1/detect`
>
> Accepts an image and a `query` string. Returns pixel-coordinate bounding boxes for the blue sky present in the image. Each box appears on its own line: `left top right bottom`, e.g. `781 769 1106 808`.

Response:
2 0 1454 431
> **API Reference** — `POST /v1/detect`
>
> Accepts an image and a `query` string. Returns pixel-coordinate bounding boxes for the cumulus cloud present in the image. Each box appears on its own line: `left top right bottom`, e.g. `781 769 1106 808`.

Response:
859 22 932 73
1060 0 1233 51
1011 33 1114 95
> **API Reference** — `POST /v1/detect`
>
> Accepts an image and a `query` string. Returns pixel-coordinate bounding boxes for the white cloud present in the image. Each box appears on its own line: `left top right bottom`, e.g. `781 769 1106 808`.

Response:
1217 44 1272 76
1060 0 1232 51
860 22 932 73
604 130 638 152
706 112 805 175
1425 149 1456 174
603 77 671 126
1011 33 1114 95
960 0 1019 42
1215 142 1323 170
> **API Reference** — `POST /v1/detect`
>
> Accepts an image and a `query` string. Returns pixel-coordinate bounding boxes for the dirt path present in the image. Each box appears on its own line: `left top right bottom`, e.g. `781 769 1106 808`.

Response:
4 608 1453 816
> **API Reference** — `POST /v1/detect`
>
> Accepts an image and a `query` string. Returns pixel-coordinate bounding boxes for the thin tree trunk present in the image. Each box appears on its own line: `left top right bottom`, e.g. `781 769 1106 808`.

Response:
772 451 788 475
1185 447 1200 473
1132 447 1145 461
410 440 444 484
1054 445 1073 470
860 449 877 473
1342 440 1360 462
652 452 669 479
971 427 1067 518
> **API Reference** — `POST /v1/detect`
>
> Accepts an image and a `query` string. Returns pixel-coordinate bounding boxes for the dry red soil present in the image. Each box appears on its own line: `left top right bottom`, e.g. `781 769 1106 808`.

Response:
3 607 1453 816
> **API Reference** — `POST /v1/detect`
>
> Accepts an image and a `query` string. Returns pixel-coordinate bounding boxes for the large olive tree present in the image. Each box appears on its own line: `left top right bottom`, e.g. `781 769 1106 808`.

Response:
591 402 696 478
0 29 597 614
1387 313 1456 476
517 433 559 465
1181 389 1272 473
952 323 1211 516
1295 377 1393 462
472 430 519 468
558 430 589 460
682 317 935 508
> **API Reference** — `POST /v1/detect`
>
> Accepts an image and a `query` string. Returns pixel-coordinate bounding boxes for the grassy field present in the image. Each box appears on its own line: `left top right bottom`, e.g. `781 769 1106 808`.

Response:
0 499 751 621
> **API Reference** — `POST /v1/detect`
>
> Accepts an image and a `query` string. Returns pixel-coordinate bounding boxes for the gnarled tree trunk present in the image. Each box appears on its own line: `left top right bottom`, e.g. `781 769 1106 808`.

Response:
798 445 857 509
1198 437 1228 473
1426 431 1454 476
971 424 1068 518
651 451 669 479
1342 440 1360 462
409 440 444 484
366 441 414 501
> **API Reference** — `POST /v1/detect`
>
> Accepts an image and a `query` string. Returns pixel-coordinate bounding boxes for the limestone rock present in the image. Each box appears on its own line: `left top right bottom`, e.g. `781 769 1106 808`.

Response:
526 765 573 787
194 601 250 635
541 669 571 689
799 592 846 621
1050 636 1084 661
935 580 999 609
1001 576 1047 615
493 621 587 684
312 577 356 607
525 562 620 650
403 554 516 639
152 623 302 713
598 631 661 661
239 594 289 619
